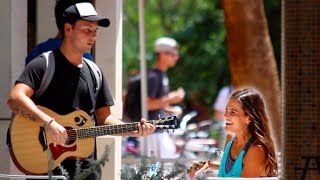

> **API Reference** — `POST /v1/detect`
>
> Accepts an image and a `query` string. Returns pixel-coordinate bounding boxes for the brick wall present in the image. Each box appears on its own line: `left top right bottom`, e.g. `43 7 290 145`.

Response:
283 0 320 179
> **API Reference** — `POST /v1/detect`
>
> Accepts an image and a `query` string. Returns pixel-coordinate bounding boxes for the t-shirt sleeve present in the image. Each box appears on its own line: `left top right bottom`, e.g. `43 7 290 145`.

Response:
95 73 115 109
16 56 47 92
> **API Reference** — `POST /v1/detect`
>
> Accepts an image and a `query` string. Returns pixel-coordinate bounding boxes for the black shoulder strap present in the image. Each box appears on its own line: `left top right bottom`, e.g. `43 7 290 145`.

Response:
243 136 255 152
83 58 102 94
34 51 55 98
83 62 96 115
83 59 103 115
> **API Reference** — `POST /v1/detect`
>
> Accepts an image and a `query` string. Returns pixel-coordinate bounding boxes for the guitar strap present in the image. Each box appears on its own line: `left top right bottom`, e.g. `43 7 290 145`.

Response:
83 61 98 125
35 51 55 99
83 61 97 117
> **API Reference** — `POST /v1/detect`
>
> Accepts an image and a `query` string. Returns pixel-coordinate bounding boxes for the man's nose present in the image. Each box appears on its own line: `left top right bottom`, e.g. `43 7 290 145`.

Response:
90 34 97 41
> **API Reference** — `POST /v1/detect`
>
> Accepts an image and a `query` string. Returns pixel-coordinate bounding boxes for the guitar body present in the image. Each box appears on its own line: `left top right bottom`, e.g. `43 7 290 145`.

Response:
9 106 95 175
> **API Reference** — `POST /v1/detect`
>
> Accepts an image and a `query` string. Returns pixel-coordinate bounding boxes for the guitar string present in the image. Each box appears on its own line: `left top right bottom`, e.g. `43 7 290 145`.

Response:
57 123 141 140
46 120 176 140
69 124 138 139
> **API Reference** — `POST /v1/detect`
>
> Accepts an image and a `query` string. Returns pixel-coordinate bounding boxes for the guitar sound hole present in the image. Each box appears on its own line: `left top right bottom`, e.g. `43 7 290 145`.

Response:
65 128 77 145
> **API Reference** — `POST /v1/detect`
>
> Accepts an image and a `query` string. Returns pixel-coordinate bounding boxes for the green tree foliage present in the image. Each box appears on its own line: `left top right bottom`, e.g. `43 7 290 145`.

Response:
123 0 280 119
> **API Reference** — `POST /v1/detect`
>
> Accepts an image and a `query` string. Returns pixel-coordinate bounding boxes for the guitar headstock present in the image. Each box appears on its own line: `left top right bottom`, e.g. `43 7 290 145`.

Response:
148 115 179 132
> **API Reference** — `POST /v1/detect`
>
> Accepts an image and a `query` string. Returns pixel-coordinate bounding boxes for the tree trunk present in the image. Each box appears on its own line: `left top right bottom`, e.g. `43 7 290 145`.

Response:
222 0 281 151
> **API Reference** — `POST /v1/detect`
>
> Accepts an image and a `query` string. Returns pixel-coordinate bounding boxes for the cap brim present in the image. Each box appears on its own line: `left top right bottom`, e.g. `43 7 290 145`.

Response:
82 15 110 27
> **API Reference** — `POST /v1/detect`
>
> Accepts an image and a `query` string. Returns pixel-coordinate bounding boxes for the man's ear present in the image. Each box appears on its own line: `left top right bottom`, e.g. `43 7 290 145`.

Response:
64 23 72 34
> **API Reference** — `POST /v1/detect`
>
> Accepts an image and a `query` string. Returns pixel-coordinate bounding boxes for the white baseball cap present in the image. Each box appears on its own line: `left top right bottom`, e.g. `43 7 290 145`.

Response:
154 37 179 53
63 2 110 27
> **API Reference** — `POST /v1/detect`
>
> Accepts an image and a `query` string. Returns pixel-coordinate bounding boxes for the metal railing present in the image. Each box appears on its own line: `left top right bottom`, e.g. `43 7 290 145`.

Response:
206 178 280 180
0 174 67 180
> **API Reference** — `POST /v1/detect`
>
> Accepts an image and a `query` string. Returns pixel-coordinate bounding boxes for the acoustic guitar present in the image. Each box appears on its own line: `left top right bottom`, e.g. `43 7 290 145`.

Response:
8 106 178 175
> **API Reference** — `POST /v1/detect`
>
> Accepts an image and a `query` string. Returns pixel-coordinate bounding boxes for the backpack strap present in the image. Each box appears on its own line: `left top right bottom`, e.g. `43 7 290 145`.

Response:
83 58 102 94
34 51 55 98
83 59 102 117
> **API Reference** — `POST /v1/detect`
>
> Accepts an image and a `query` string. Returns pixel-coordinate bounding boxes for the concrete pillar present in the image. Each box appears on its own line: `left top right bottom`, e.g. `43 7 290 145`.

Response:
96 136 122 180
0 0 27 178
94 1 123 179
36 0 56 43
0 0 26 117
94 0 123 119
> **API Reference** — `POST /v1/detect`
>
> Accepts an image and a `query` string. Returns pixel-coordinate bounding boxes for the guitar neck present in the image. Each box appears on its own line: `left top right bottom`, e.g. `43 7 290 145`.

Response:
77 122 142 139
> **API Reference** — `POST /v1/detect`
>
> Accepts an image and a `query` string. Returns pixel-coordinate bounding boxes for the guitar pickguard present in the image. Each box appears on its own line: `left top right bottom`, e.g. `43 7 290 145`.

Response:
49 143 77 160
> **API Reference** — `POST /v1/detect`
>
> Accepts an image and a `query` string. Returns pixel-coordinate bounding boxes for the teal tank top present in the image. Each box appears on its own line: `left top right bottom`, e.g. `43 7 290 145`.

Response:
218 135 255 177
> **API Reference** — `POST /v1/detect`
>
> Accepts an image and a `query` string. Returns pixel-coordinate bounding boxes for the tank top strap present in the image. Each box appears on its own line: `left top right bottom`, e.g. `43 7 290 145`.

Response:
225 135 237 156
230 135 237 142
224 135 237 155
243 136 255 152
218 135 237 177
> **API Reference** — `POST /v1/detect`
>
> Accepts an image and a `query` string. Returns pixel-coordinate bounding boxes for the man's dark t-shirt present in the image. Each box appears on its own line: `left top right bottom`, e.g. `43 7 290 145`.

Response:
147 68 169 119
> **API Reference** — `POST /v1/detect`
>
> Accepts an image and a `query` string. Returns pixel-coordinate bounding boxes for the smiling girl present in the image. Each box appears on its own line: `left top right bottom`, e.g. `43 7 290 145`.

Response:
188 88 278 178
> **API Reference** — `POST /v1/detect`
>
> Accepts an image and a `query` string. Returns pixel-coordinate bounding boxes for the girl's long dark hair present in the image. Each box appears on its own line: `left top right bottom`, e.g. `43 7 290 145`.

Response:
231 88 278 177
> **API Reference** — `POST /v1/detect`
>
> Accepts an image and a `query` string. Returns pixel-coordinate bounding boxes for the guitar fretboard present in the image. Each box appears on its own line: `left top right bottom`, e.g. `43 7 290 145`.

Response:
77 122 140 139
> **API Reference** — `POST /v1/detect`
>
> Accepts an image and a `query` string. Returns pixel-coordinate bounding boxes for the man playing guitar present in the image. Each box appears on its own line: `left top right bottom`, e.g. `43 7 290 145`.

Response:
7 2 155 180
